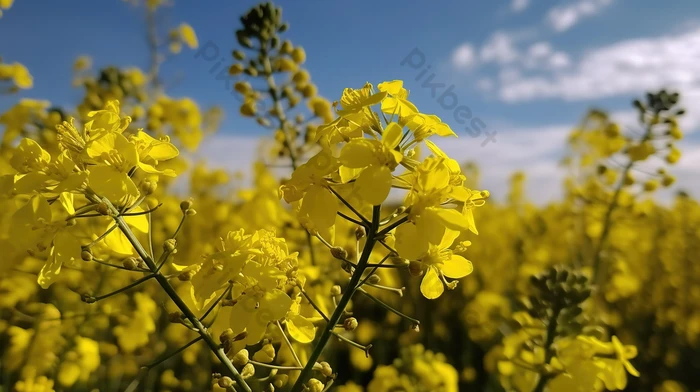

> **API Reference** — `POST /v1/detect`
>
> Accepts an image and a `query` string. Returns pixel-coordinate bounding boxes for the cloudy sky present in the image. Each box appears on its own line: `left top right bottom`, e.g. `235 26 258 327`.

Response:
1 0 699 202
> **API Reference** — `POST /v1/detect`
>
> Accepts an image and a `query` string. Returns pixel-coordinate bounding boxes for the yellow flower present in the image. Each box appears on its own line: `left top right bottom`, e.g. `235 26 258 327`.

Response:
11 194 82 288
336 82 387 117
0 62 33 89
178 23 199 49
404 112 456 141
417 229 473 299
86 132 140 203
85 100 131 135
280 148 339 235
377 80 418 118
228 289 293 345
339 121 403 205
10 138 51 174
577 335 640 390
129 131 179 176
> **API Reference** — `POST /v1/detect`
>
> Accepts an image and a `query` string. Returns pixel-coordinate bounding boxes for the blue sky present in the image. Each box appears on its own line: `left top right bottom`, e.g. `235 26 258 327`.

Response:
2 0 700 201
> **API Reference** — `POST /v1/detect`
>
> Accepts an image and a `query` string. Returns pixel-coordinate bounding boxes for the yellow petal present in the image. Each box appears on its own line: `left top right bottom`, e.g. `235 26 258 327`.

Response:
88 165 140 203
287 314 316 343
395 223 428 260
124 207 148 233
377 80 404 95
38 247 63 289
355 165 392 206
435 208 469 231
441 254 473 279
340 139 378 168
382 122 403 149
299 185 337 230
420 267 444 299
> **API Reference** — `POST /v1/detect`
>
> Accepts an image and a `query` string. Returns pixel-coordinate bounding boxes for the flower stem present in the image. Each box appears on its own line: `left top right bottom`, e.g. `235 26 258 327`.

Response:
289 206 381 392
532 306 562 392
99 197 252 392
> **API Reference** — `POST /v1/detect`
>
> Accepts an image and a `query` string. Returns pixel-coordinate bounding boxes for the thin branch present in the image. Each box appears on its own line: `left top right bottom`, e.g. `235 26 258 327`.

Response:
327 186 370 225
277 321 302 367
297 284 330 322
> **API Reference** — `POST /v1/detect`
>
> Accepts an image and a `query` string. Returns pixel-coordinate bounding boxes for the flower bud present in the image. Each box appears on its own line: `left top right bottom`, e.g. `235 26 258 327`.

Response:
232 349 249 367
330 246 348 260
273 374 288 388
241 363 255 379
218 376 233 388
355 225 366 239
123 257 139 270
220 328 234 344
279 40 292 54
367 274 381 284
253 343 275 363
229 63 244 75
96 202 110 216
81 250 93 262
163 239 177 253
139 178 157 195
319 361 333 377
232 50 245 60
180 199 193 212
291 47 306 64
330 285 342 296
343 317 358 331
178 270 196 281
185 208 197 216
307 378 324 392
81 293 96 304
240 102 256 117
168 311 183 323
643 180 658 192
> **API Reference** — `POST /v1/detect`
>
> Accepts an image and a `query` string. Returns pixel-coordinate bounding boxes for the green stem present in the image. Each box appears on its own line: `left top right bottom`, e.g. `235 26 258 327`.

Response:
532 307 562 392
289 206 381 392
90 274 155 302
100 197 251 392
356 288 419 326
591 121 654 284
147 336 203 369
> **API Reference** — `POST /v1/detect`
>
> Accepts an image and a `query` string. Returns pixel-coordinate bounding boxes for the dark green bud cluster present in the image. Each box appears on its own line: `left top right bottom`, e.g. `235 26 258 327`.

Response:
635 89 684 116
527 266 591 327
236 2 286 49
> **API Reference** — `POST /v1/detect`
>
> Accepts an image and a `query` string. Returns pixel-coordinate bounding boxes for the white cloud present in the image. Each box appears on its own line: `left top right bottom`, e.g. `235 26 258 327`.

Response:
451 43 478 69
480 32 520 65
522 42 572 70
511 0 530 13
548 0 613 32
498 27 700 110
